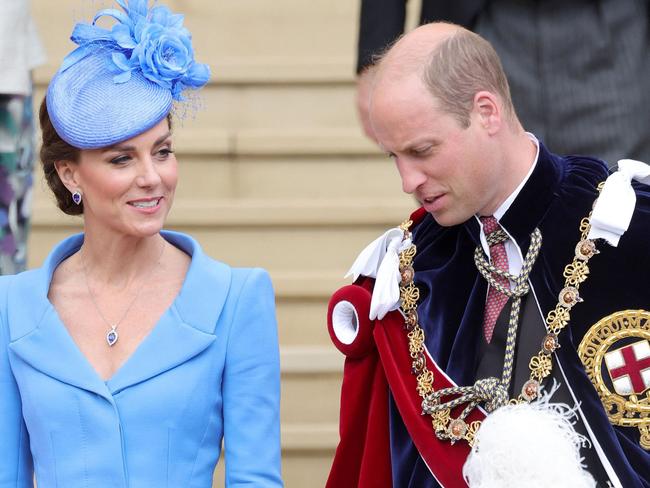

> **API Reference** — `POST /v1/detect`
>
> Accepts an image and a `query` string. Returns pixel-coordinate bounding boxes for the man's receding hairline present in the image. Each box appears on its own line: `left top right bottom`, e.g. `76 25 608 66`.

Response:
376 27 465 87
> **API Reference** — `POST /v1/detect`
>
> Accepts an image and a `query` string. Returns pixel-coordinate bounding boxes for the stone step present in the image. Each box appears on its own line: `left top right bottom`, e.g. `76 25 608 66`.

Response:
281 346 343 437
277 297 332 346
175 128 381 157
33 83 363 135
173 128 382 157
270 346 343 487
33 0 358 85
281 346 343 425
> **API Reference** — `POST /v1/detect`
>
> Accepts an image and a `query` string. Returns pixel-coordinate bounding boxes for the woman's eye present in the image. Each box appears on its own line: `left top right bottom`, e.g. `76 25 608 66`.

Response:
157 148 174 159
109 155 131 165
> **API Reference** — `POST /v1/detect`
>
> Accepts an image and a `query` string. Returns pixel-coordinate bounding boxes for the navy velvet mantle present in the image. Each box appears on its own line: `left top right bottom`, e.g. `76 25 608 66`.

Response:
402 144 650 487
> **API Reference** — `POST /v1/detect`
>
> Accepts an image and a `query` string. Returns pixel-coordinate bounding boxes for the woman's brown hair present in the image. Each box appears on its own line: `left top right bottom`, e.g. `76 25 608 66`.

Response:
39 97 83 215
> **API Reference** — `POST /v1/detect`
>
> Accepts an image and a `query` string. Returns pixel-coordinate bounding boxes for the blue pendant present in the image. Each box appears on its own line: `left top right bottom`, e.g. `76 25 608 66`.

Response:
106 327 118 347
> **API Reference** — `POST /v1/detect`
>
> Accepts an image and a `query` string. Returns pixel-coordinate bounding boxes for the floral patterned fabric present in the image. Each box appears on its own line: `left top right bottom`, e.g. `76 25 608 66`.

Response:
0 92 35 274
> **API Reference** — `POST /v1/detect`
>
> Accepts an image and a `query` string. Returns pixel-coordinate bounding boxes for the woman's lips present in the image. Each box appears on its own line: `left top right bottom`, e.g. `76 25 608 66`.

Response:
127 197 163 213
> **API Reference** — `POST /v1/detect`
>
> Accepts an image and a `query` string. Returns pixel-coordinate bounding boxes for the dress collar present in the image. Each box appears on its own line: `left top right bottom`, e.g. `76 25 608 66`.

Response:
35 230 230 332
7 230 231 401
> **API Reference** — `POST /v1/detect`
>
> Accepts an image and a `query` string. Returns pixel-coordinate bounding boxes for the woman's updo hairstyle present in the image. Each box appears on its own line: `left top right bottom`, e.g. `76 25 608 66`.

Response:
39 97 83 216
40 0 209 216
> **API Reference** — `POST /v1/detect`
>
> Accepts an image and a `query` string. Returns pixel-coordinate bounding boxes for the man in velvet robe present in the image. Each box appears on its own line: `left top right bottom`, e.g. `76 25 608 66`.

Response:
327 22 650 488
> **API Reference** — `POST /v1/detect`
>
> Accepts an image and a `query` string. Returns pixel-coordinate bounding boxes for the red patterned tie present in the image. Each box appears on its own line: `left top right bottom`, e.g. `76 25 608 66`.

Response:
480 216 510 343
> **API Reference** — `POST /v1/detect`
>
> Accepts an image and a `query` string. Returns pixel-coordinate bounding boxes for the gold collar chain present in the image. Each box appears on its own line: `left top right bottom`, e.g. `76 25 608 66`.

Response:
396 185 603 446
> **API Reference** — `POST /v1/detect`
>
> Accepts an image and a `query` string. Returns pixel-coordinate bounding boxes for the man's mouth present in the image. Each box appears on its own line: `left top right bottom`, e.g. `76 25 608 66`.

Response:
423 193 443 204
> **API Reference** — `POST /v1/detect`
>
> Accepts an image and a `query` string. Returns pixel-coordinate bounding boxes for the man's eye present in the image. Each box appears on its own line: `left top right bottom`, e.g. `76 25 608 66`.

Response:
413 146 431 156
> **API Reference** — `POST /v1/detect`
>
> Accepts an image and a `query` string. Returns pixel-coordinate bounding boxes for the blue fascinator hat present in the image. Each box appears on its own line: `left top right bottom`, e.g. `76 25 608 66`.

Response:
46 0 210 149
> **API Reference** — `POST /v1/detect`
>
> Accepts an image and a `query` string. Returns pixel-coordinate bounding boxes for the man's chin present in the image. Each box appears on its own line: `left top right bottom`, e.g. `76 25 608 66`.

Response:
427 209 468 227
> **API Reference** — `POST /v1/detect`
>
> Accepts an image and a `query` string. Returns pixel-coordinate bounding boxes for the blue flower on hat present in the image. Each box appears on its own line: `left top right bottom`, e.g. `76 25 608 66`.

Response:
62 0 210 101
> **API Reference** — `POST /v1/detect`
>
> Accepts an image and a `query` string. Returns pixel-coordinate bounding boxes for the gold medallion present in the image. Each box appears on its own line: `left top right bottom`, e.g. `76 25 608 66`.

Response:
578 310 650 450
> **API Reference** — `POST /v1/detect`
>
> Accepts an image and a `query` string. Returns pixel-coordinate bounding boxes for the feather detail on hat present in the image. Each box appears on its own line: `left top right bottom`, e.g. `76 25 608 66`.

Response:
46 0 210 149
61 0 209 100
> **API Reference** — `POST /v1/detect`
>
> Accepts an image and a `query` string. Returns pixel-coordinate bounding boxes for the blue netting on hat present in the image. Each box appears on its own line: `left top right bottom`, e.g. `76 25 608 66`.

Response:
46 0 210 149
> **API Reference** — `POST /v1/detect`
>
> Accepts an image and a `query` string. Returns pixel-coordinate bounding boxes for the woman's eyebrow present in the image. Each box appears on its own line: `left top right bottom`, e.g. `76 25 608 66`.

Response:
101 132 172 153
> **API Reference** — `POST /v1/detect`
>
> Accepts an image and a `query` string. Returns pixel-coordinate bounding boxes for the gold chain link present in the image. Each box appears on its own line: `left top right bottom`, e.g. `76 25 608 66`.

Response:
396 185 602 445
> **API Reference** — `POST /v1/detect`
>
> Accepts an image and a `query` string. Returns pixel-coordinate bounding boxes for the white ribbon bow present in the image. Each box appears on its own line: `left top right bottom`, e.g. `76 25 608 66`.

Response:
346 228 412 320
588 159 650 246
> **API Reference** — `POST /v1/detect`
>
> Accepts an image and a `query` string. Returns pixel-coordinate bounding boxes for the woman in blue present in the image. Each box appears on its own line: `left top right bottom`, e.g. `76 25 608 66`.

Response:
0 1 283 487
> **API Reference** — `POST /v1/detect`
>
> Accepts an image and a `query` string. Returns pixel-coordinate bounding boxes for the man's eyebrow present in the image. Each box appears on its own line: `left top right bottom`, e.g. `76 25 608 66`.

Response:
400 139 439 153
100 131 172 153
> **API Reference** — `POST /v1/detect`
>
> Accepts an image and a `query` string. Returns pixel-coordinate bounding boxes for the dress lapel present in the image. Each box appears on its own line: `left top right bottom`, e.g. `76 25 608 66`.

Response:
8 234 113 400
9 305 113 400
106 231 231 393
7 231 232 399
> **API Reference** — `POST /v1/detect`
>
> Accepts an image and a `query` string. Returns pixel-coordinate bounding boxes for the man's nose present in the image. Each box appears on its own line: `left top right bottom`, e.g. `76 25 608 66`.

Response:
397 159 426 194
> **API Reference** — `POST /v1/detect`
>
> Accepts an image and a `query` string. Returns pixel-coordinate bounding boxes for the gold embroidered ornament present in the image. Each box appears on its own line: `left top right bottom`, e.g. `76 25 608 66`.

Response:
578 310 650 450
396 186 604 447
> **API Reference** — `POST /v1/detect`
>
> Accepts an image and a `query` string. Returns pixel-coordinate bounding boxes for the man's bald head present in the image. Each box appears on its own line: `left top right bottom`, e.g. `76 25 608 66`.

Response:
373 22 516 129
377 22 461 80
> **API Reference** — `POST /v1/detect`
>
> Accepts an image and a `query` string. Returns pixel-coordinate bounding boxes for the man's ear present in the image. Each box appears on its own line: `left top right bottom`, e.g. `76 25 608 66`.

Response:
54 160 81 193
473 90 502 135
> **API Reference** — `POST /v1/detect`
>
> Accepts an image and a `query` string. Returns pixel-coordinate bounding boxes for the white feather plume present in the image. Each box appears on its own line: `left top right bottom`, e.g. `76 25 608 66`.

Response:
463 381 596 488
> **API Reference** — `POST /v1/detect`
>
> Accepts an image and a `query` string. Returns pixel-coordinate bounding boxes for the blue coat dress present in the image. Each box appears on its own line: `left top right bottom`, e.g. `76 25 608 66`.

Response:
0 231 283 488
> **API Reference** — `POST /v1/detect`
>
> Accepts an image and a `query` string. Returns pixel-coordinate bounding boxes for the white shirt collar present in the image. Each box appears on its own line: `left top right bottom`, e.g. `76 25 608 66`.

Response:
492 132 540 220
474 133 540 280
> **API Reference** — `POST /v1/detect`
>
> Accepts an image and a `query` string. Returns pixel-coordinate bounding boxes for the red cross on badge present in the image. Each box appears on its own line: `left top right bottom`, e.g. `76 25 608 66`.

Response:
604 340 650 396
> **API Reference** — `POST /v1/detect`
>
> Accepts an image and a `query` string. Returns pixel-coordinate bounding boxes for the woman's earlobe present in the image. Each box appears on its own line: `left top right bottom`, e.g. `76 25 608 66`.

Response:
54 160 78 189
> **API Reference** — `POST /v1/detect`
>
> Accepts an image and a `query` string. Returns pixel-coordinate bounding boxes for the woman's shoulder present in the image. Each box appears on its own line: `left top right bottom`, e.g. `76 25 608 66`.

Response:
1 267 42 289
175 247 275 336
228 266 272 287
171 233 274 315
229 269 274 309
0 268 48 342
195 257 272 297
174 231 272 290
0 273 12 297
7 245 69 294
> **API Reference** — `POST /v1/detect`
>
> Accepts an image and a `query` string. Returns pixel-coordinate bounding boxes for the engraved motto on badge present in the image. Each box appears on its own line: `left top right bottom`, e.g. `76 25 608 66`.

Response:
578 310 650 450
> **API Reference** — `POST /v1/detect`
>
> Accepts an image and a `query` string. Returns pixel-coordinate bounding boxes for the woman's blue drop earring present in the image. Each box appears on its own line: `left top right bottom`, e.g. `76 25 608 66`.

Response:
72 190 82 205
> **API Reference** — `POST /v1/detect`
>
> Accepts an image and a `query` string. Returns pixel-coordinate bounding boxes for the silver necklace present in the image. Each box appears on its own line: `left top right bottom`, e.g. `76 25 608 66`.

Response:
80 241 165 347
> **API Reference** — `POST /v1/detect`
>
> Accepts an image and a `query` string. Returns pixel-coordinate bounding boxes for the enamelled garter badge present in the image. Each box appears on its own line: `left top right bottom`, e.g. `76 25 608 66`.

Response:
578 310 650 450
